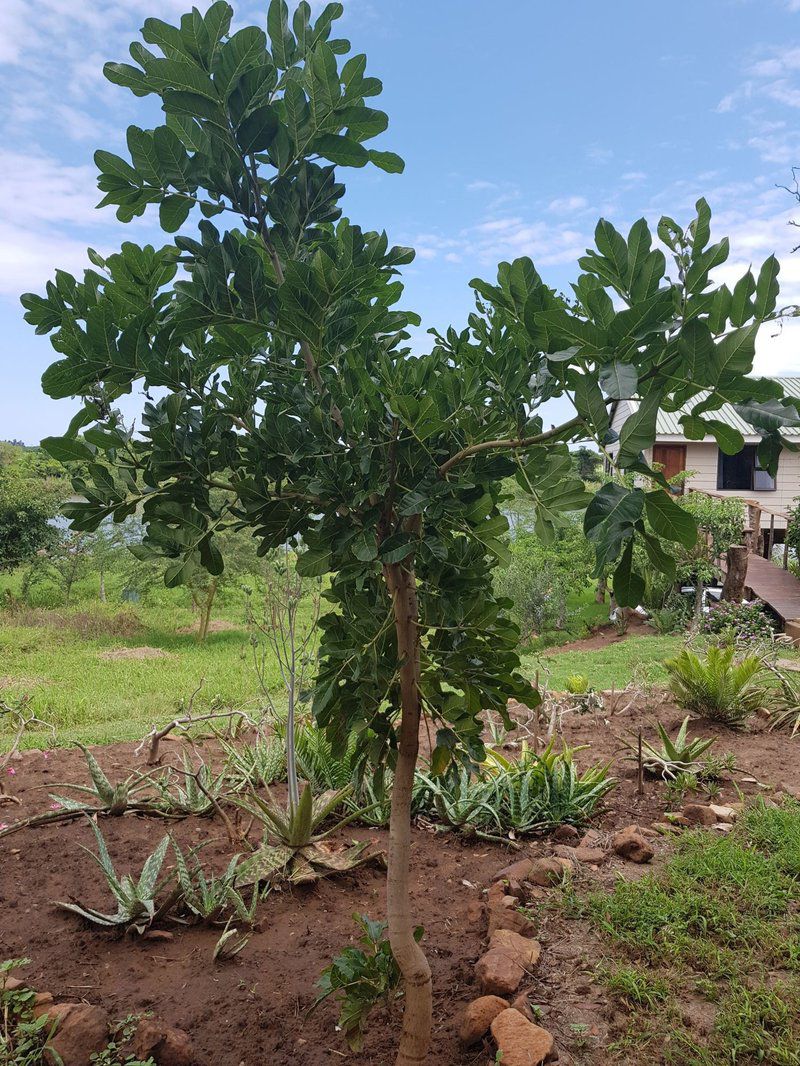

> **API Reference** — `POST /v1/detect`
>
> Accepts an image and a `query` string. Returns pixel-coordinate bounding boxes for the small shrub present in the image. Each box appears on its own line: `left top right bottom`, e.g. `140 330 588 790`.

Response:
313 915 422 1051
565 674 589 695
632 716 716 780
704 600 774 645
0 959 59 1066
665 646 767 728
89 1014 156 1066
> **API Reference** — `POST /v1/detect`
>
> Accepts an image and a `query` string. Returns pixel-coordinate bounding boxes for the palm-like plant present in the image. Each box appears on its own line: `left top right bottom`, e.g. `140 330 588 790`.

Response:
665 646 767 728
55 820 176 934
630 717 716 779
232 784 376 886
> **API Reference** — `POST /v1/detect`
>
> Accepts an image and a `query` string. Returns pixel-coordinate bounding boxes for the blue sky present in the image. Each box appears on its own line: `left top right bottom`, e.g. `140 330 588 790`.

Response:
2 0 800 443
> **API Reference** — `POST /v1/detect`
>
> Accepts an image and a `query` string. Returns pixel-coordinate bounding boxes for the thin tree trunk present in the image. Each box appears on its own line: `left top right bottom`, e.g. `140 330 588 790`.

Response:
99 565 106 603
693 577 704 628
197 580 217 642
595 574 608 604
384 557 432 1066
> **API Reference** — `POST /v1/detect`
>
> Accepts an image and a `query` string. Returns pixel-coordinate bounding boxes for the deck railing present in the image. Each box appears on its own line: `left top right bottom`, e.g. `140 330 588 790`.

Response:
686 489 792 569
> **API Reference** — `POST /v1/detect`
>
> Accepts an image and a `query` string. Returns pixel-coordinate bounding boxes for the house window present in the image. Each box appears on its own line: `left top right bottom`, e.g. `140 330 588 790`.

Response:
717 444 776 492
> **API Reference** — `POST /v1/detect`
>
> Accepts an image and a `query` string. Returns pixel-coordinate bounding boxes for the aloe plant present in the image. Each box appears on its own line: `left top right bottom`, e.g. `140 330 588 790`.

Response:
49 744 154 815
632 717 716 779
55 820 176 934
171 843 264 924
233 784 377 886
414 767 500 834
150 752 230 816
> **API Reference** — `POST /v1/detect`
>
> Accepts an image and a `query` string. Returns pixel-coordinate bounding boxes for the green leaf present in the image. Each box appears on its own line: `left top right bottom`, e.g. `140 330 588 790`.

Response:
640 529 676 581
616 392 661 467
573 376 609 436
41 435 95 463
236 106 280 153
296 546 332 576
730 270 756 328
379 533 415 564
644 491 697 547
599 361 638 399
613 540 644 608
706 420 744 455
267 0 296 69
712 323 758 381
368 149 404 173
594 219 628 280
159 195 192 232
754 254 780 320
314 133 369 167
94 150 140 185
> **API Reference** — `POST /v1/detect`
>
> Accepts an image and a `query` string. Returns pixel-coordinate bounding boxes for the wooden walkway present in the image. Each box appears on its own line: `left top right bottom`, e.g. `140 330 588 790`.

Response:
743 552 800 623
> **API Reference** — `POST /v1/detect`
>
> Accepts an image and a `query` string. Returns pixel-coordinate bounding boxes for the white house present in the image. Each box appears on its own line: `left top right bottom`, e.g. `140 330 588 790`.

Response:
608 376 800 533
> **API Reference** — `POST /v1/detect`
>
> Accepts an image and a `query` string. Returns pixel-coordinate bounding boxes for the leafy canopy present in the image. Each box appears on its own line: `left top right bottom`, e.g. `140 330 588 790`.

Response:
21 0 799 767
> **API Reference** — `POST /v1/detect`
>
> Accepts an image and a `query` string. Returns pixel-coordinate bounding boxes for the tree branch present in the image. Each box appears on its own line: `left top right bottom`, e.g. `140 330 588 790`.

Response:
438 413 584 477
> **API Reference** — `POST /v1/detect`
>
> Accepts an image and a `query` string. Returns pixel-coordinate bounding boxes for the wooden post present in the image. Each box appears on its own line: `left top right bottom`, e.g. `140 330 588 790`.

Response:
767 514 775 560
784 535 790 571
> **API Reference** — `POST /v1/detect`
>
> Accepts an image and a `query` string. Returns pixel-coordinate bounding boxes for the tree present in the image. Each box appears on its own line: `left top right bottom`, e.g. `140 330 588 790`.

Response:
571 445 602 482
0 449 64 574
22 4 798 1061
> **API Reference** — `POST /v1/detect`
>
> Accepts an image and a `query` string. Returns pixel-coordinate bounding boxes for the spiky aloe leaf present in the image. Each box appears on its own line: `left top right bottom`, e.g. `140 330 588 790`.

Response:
54 901 128 927
77 743 115 804
138 834 170 899
234 843 294 887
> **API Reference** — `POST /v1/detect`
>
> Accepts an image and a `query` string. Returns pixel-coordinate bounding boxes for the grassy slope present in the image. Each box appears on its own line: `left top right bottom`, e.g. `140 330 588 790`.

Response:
522 634 684 691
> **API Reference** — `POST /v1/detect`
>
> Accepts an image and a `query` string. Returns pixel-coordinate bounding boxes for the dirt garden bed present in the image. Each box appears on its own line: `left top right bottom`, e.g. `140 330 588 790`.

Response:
1 686 798 1066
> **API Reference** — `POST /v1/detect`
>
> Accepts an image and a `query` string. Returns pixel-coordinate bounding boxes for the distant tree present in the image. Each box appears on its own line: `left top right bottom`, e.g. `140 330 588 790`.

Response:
22 5 797 1061
0 457 62 574
572 445 602 482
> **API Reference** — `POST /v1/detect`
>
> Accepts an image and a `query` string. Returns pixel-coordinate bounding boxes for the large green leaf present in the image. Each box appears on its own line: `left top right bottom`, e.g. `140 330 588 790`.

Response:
644 491 697 547
41 435 95 463
599 361 638 399
616 392 661 467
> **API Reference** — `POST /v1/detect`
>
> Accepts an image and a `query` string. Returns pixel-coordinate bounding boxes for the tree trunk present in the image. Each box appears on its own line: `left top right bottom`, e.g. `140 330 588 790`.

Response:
384 557 432 1066
595 574 608 604
197 580 217 642
721 545 748 603
99 565 106 603
693 577 704 627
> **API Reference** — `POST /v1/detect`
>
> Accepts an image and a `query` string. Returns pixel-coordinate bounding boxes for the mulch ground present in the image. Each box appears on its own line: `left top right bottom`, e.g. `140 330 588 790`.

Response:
1 677 798 1065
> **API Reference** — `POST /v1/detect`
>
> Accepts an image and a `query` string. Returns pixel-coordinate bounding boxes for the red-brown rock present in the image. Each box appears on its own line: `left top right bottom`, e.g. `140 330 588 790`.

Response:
488 893 532 936
476 948 526 997
133 1019 194 1066
683 804 718 826
553 823 579 843
528 857 570 886
465 898 487 931
458 995 509 1046
42 1003 109 1066
611 825 654 864
491 1007 555 1065
493 858 534 883
489 928 542 969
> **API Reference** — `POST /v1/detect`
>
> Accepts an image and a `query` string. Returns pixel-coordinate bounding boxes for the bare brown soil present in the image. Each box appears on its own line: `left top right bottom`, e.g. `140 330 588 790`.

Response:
176 619 243 635
1 608 145 639
0 695 797 1065
98 647 173 661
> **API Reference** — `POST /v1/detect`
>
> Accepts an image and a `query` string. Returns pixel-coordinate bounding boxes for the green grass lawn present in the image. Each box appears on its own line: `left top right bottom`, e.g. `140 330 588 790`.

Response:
567 800 800 1064
522 633 685 691
0 604 272 747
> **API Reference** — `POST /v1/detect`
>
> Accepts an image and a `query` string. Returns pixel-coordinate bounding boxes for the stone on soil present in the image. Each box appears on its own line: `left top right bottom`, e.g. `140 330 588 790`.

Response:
682 804 718 826
42 1003 109 1066
489 928 542 969
459 995 509 1046
490 1007 555 1066
476 949 526 997
133 1019 194 1066
528 857 570 886
611 825 654 863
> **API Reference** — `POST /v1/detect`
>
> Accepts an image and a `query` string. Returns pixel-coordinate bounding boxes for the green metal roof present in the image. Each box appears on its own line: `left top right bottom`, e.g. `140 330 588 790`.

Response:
630 377 800 438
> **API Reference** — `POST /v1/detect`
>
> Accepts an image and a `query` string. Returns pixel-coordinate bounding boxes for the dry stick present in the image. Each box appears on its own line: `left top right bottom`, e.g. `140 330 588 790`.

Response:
138 708 252 765
637 730 645 797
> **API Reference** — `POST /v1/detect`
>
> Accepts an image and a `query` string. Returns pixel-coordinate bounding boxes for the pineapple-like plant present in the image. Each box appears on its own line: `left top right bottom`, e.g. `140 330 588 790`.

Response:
232 784 376 886
630 717 716 779
219 732 286 790
55 820 176 934
49 744 155 816
665 646 767 728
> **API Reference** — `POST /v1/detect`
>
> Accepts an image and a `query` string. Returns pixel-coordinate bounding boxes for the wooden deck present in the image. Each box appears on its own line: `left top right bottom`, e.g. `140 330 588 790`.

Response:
743 552 800 623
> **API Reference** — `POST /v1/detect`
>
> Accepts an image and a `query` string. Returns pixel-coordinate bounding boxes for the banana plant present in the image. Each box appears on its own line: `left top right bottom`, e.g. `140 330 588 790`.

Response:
55 819 177 934
232 784 377 886
630 717 716 779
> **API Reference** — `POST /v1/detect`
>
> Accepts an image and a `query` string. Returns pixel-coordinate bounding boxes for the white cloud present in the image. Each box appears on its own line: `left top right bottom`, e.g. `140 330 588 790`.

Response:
547 195 588 214
466 180 499 192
